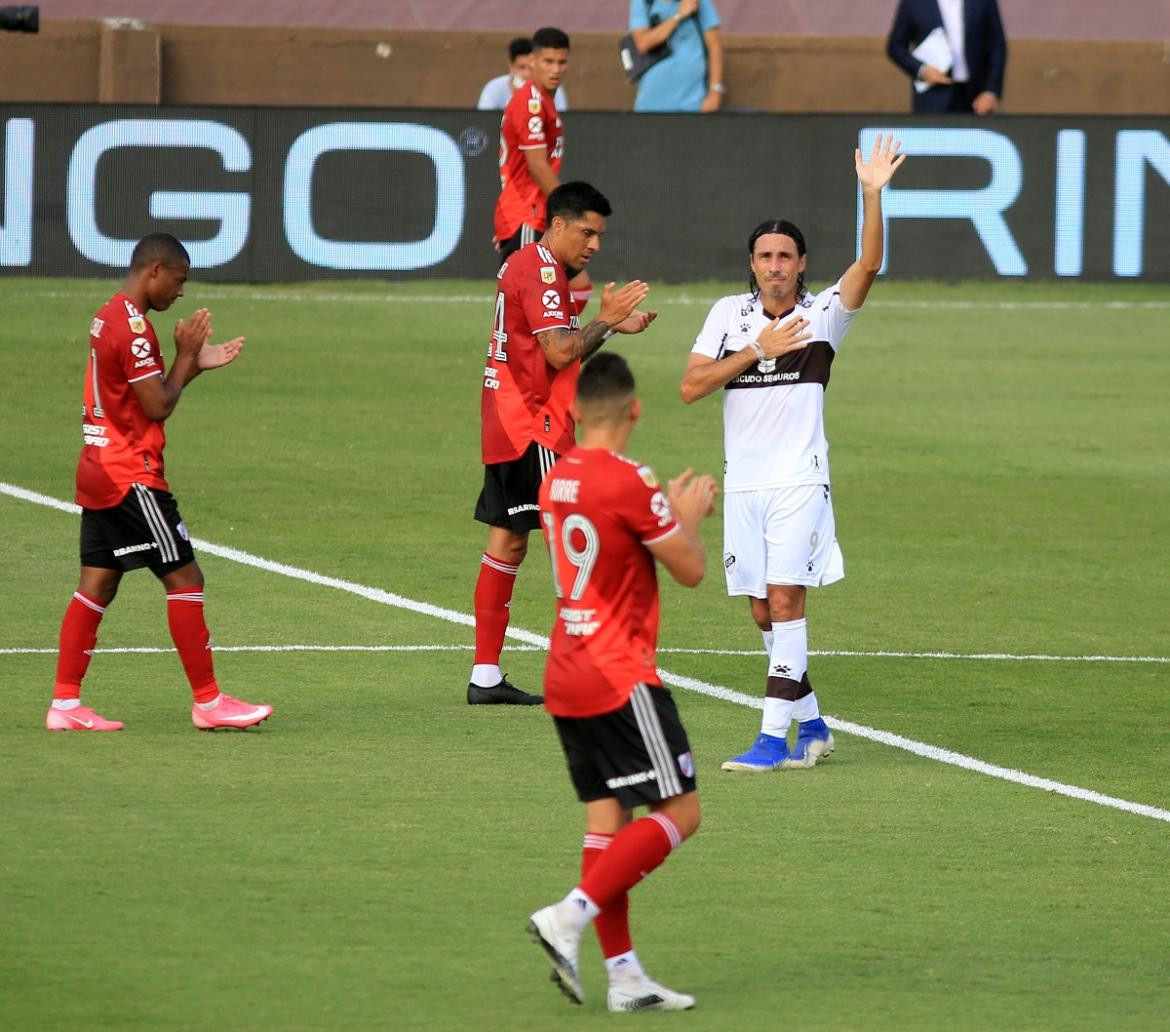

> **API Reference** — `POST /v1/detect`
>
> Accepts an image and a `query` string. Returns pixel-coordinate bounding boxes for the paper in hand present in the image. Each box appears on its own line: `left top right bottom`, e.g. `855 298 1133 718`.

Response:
911 26 953 93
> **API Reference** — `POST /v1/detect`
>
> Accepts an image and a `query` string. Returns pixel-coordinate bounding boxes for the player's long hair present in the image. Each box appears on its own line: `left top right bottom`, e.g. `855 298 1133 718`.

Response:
747 219 806 302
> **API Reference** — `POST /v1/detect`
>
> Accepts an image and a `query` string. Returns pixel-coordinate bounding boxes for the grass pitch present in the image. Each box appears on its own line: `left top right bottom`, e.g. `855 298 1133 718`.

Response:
1 276 1168 1030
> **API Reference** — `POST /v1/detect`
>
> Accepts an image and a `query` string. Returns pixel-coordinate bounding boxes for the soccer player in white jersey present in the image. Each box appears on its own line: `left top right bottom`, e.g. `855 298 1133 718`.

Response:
679 134 905 771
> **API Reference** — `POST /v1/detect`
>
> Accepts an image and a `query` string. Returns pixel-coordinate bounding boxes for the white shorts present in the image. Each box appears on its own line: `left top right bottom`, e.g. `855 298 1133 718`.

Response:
722 484 845 597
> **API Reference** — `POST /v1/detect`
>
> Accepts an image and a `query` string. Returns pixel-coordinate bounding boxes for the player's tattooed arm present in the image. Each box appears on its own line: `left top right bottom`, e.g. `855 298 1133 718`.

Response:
536 279 655 370
536 321 611 369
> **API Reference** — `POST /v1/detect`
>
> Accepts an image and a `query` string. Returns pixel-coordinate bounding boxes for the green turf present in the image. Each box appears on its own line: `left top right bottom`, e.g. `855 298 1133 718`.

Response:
2 276 1168 1030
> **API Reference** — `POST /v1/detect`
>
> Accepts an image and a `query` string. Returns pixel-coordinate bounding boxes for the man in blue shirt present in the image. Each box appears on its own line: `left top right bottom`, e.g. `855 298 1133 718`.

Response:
628 0 725 113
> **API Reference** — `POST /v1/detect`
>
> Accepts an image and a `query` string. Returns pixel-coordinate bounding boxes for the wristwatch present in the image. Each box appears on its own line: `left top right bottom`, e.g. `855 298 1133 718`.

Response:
710 83 726 94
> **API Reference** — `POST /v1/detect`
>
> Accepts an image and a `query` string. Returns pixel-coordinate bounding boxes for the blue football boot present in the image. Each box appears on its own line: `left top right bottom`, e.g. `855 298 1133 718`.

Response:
788 717 835 769
721 732 791 772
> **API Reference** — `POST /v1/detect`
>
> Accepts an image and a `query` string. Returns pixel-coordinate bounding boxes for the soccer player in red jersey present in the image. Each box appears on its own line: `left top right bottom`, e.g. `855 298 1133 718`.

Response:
494 26 593 312
45 233 273 732
469 182 657 705
527 352 719 1011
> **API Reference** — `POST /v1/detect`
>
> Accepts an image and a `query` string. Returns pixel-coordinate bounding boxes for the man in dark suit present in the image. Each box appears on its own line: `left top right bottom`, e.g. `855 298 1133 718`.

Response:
886 0 1007 115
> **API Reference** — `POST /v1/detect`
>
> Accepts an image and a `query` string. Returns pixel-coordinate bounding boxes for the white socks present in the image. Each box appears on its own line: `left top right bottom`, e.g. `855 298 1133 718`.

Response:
606 951 645 980
558 888 600 931
469 663 502 688
51 698 81 710
196 694 223 711
793 689 821 723
761 618 808 737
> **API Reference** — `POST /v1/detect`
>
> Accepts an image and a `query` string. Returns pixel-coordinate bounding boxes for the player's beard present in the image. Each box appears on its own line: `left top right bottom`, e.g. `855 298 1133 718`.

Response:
763 281 793 307
565 265 583 278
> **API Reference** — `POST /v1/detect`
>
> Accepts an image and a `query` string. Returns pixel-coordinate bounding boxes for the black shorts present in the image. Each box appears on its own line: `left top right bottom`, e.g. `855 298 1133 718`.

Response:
497 223 540 266
474 440 559 533
80 484 196 576
553 683 697 810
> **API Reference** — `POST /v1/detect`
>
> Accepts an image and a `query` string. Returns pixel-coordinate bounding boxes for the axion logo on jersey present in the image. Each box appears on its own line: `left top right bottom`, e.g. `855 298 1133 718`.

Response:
541 289 561 308
540 266 557 284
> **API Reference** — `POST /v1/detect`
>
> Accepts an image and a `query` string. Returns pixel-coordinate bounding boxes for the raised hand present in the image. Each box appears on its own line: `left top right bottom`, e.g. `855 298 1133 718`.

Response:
197 336 245 370
855 133 906 191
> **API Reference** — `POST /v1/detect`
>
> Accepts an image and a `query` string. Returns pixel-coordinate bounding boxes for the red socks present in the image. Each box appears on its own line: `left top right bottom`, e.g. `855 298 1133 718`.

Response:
473 553 519 665
582 833 632 959
579 814 681 910
166 587 219 704
53 591 107 699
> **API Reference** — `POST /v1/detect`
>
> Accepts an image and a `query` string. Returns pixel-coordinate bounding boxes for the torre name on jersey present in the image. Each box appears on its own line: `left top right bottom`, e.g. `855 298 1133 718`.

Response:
548 477 580 502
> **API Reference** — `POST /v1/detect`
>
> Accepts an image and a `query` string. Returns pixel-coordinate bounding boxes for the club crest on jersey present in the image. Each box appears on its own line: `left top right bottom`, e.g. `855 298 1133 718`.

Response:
528 97 542 115
540 266 557 284
649 490 672 527
637 465 659 489
128 316 146 333
677 752 695 778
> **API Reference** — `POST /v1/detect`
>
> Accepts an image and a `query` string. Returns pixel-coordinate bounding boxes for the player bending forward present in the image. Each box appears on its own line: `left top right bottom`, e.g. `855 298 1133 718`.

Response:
528 352 718 1011
46 233 272 732
680 134 905 771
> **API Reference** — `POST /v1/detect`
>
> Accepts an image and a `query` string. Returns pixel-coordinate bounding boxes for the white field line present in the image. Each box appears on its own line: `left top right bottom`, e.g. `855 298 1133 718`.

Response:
4 642 1167 665
4 480 1169 825
17 289 1170 311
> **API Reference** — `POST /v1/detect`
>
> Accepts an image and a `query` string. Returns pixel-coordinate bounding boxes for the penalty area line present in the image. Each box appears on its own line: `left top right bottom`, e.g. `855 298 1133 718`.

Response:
3 479 1168 826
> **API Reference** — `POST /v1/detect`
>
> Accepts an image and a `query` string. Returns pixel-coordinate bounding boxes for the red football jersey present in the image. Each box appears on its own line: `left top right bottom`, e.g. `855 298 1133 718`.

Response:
493 81 563 243
481 241 581 464
75 293 169 509
539 448 680 718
